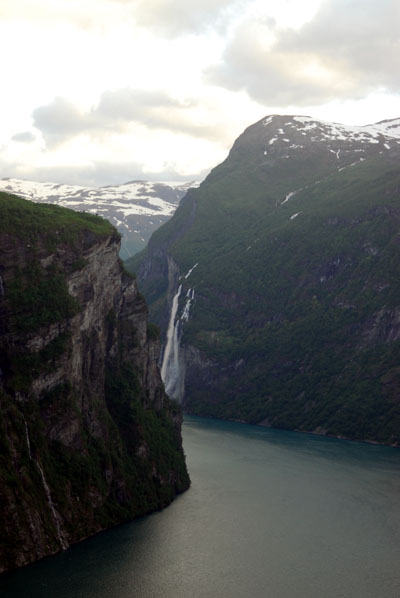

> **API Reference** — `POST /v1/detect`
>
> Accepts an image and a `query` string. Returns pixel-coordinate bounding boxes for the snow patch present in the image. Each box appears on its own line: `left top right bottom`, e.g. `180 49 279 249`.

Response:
338 158 365 172
292 115 400 144
282 190 299 204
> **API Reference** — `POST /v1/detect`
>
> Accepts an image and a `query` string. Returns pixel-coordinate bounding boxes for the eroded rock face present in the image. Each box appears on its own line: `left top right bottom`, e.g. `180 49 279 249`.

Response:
0 201 189 573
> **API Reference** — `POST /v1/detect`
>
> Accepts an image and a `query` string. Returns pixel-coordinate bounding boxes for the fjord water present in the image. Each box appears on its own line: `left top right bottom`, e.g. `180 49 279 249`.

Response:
2 417 400 598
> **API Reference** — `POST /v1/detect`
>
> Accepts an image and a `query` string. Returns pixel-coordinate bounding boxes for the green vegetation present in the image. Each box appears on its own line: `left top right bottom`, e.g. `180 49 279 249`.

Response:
134 121 400 445
8 265 80 333
105 362 190 507
0 191 121 335
0 191 118 243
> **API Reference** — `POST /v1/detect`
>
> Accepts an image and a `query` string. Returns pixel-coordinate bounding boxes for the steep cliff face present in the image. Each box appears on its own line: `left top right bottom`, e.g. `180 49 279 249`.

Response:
130 115 400 446
0 192 189 573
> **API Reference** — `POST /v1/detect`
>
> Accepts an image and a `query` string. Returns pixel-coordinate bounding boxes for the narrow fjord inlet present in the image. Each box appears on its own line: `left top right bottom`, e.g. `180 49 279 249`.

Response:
2 417 400 598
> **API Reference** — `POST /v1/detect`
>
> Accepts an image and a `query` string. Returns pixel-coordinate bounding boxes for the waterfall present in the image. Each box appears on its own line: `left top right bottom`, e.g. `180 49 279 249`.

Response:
36 461 68 550
22 415 32 460
22 414 67 549
161 284 182 398
181 289 195 322
161 263 199 402
184 263 198 279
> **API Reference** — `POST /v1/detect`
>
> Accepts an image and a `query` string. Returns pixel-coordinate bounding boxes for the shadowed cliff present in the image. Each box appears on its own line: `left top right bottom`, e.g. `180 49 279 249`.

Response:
0 192 190 573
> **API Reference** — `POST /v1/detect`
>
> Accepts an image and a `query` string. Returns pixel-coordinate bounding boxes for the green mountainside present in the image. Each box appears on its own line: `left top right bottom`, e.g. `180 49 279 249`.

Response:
129 115 400 445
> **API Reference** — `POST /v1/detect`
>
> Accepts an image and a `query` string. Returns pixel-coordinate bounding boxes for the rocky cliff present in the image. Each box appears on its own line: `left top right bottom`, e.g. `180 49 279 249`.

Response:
0 192 190 573
129 115 400 446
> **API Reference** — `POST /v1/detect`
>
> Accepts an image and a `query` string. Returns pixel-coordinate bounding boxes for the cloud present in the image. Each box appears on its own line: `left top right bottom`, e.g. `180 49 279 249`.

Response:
32 89 230 147
129 0 243 37
0 157 206 188
207 0 400 106
11 131 36 143
32 98 88 146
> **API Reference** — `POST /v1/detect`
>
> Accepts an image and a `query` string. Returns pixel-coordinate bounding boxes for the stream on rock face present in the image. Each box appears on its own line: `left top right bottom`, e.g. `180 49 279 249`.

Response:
2 415 400 598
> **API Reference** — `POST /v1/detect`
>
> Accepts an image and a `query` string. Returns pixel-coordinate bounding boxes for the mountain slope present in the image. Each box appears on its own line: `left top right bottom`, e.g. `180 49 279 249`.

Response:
0 192 189 572
130 115 400 445
0 178 196 258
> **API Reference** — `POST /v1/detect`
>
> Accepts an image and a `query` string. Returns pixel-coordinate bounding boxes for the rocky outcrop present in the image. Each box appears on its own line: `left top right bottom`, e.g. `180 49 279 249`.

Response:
0 193 189 573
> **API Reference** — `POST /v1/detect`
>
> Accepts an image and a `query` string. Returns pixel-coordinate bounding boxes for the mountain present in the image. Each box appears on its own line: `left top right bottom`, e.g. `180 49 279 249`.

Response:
129 115 400 446
0 178 197 259
0 192 189 573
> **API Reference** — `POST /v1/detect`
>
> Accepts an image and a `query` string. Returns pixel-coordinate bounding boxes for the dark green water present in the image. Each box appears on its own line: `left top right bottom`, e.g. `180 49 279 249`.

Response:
2 416 400 598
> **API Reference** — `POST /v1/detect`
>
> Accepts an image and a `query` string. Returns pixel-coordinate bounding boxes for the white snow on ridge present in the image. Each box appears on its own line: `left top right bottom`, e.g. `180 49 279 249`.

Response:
263 116 274 127
292 116 400 143
0 177 196 219
262 115 400 162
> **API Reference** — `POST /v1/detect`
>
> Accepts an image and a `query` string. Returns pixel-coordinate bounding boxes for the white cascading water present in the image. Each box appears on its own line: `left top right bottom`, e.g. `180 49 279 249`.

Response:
161 284 183 398
161 263 198 401
22 413 67 550
22 415 32 460
35 461 68 550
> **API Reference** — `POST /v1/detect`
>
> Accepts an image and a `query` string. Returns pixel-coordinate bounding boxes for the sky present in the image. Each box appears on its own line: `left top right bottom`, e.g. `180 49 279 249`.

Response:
1 0 399 187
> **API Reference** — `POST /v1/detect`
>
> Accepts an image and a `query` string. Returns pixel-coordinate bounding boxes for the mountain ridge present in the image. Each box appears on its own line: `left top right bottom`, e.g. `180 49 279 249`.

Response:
130 114 400 446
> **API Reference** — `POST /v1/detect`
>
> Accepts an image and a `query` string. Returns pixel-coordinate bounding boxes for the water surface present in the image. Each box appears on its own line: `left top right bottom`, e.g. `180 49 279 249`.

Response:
2 416 400 597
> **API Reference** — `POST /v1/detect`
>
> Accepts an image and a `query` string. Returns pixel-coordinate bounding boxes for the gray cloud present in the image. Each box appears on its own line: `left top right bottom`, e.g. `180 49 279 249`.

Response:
207 0 400 106
32 98 90 146
11 131 36 143
32 89 228 147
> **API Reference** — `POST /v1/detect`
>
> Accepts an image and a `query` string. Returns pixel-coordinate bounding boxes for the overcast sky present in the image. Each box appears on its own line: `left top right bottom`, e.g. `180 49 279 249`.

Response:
1 0 399 186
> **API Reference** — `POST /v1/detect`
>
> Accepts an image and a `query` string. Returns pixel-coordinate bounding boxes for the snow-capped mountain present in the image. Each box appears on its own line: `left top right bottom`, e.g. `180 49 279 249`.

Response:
132 114 400 445
0 178 197 258
263 115 400 142
258 115 400 163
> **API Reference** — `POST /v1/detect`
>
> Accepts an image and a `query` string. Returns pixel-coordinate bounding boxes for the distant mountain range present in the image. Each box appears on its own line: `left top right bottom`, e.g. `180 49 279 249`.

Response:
0 178 197 258
130 114 400 445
